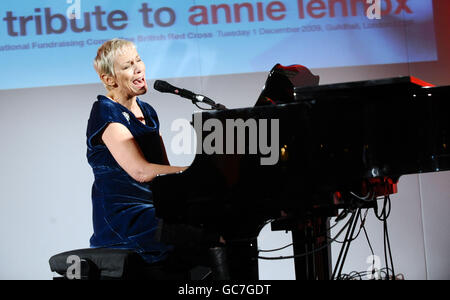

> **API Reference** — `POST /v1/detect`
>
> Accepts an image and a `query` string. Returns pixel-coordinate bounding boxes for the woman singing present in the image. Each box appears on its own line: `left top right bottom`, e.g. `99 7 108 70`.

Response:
86 38 227 279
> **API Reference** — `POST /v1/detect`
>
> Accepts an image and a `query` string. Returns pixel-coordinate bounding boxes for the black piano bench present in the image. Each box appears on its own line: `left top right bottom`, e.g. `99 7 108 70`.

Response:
49 248 189 280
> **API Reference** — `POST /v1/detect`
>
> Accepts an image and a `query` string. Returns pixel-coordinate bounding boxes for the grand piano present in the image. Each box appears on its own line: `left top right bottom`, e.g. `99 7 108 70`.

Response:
150 65 450 280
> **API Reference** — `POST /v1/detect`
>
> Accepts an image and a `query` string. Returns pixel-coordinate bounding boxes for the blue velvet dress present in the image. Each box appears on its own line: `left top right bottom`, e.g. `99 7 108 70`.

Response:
86 95 171 264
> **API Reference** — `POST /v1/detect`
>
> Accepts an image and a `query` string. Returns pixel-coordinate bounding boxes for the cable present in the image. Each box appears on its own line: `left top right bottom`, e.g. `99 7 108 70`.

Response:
257 210 351 253
336 208 377 280
383 207 389 280
375 195 391 221
331 209 359 279
361 210 374 255
337 267 396 280
331 209 369 244
258 211 355 260
375 195 395 280
258 243 293 253
334 208 362 279
258 192 396 278
361 210 376 278
385 198 395 278
350 189 375 202
338 194 397 281
384 210 396 280
230 210 349 252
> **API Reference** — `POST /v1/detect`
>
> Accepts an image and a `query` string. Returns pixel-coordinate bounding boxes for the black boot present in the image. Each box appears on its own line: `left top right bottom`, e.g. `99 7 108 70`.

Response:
208 247 230 280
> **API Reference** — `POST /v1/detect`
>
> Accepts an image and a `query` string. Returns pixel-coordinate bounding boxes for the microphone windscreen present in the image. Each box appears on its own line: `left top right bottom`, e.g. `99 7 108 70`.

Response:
154 80 175 93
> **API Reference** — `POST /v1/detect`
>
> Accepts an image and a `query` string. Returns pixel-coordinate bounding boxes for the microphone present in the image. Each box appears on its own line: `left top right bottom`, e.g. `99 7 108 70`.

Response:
153 80 196 100
153 80 226 110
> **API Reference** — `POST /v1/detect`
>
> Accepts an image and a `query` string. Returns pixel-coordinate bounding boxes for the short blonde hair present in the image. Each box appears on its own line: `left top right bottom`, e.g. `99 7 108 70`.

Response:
93 38 136 90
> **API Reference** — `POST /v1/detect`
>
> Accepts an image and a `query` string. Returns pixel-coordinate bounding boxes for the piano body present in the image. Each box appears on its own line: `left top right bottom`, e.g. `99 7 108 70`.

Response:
150 71 450 280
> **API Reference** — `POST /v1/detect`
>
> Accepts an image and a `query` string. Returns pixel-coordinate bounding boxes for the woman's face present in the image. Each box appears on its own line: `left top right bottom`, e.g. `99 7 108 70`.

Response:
112 46 147 96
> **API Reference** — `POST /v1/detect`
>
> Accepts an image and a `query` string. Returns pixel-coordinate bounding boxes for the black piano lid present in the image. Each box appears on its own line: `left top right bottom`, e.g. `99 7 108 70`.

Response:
294 76 436 101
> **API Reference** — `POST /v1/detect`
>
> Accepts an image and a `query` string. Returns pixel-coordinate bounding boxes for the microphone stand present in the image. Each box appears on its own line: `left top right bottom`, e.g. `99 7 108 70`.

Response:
191 94 227 111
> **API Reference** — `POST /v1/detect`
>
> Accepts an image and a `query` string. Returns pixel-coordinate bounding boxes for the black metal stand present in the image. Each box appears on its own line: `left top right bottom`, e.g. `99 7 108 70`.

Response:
291 217 332 280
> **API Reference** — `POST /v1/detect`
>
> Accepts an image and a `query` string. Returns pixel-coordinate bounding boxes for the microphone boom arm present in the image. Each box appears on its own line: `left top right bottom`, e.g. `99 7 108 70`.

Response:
194 95 227 110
